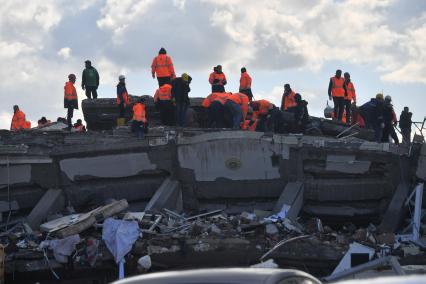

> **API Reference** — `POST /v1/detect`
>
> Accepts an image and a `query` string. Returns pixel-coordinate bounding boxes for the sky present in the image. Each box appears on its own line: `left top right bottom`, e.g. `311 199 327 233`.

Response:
0 0 425 131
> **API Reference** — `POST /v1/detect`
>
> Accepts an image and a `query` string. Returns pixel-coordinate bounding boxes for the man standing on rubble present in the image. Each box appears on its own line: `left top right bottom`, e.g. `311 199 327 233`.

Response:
359 93 385 142
239 67 253 101
132 97 147 138
116 75 130 126
151 48 176 87
64 74 79 130
154 83 175 126
209 65 227 93
343 72 356 124
172 73 192 127
399 107 412 145
281 84 297 113
382 95 399 144
328 69 345 122
81 60 99 99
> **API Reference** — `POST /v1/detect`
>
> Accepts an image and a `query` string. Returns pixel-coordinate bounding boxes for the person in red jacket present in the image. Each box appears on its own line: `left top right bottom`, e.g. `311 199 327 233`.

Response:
10 105 31 131
151 48 176 87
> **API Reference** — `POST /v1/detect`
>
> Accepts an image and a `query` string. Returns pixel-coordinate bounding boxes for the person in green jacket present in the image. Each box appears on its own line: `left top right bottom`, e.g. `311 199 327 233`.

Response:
81 60 100 99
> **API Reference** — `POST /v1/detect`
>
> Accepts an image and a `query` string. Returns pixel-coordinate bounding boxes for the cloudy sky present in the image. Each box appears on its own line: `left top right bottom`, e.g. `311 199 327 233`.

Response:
0 0 425 130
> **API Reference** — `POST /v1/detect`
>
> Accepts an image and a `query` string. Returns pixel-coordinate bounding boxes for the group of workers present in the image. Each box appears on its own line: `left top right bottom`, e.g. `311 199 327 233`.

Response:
9 48 414 145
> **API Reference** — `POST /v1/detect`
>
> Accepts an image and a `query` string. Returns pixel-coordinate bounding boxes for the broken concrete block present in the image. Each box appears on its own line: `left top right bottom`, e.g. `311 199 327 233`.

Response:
332 242 375 275
145 178 182 212
273 182 304 221
378 183 410 233
209 224 222 235
416 156 426 181
326 154 371 174
265 223 279 236
27 189 65 230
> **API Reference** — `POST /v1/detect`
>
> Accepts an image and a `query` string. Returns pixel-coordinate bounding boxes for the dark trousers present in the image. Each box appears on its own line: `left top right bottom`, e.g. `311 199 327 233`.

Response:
401 128 411 145
225 100 243 129
212 85 225 93
382 124 399 144
333 96 345 121
158 100 175 126
85 86 98 99
344 99 351 124
175 102 188 127
131 120 145 138
239 88 253 101
373 122 383 143
256 108 284 133
118 102 125 118
208 101 224 128
157 77 171 87
67 107 74 128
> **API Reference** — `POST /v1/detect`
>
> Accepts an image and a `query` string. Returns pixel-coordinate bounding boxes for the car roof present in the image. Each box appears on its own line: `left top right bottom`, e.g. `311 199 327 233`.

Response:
113 268 321 284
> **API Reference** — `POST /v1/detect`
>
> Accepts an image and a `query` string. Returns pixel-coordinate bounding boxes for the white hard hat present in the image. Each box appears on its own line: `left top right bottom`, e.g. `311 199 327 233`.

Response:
119 75 125 80
385 95 392 101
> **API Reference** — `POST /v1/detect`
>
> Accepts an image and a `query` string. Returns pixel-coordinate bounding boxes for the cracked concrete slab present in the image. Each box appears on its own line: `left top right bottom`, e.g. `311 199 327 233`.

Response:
0 164 31 185
326 154 371 174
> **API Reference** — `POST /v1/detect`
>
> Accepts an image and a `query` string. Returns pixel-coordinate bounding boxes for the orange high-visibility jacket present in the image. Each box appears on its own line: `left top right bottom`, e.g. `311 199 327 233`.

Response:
202 92 230 108
282 91 297 111
151 54 175 78
154 84 173 103
209 72 227 85
11 110 30 130
255 99 273 116
239 72 252 90
133 103 147 122
64 81 78 101
228 92 249 119
345 81 356 102
331 77 345 98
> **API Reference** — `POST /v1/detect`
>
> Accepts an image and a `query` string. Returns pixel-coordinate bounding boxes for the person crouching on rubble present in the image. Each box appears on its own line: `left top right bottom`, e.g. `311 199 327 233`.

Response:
250 99 285 133
132 97 148 139
73 119 86 132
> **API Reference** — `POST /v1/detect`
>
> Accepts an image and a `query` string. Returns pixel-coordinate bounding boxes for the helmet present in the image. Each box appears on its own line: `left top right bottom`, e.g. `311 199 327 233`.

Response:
119 75 125 80
181 73 189 82
376 93 384 101
68 74 76 80
385 95 392 101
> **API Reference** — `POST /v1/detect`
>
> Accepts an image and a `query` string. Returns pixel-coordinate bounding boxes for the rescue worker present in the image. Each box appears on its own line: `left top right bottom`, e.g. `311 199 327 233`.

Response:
399 107 412 145
241 107 258 131
37 117 51 128
73 119 86 132
250 99 283 133
172 73 192 127
359 93 385 142
132 97 147 138
202 92 229 128
382 95 399 144
328 69 345 122
350 103 365 128
292 93 309 133
343 72 356 124
154 83 174 126
116 75 130 125
209 65 227 93
10 105 31 131
225 92 249 129
239 67 253 101
81 60 99 99
151 47 176 87
64 74 78 129
281 84 297 113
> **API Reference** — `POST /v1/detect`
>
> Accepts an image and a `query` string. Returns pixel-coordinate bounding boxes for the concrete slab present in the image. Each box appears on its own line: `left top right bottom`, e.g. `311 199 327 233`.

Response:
27 189 65 230
378 183 410 233
59 153 157 181
273 182 304 221
145 178 182 212
326 154 371 174
0 164 31 186
416 156 426 181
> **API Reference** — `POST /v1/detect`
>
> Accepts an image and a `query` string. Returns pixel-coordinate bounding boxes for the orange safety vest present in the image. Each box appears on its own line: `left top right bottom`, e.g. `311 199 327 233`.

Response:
117 90 130 106
331 77 345 98
11 110 30 130
202 92 229 107
151 54 175 78
228 92 249 119
345 81 356 101
64 81 78 101
154 84 172 102
209 72 227 85
133 103 147 122
282 91 297 111
256 99 273 115
239 72 252 90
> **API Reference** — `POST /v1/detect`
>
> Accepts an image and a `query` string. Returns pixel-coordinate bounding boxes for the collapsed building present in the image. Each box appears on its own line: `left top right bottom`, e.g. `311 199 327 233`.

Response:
0 97 425 283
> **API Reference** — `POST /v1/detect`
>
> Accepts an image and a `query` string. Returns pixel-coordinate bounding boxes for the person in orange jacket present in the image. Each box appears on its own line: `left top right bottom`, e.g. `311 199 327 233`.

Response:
132 97 148 138
10 105 31 131
64 74 78 129
281 84 297 113
209 65 227 93
117 75 130 119
328 69 345 122
250 99 284 133
154 83 175 126
225 92 249 129
151 48 176 87
202 92 229 128
239 67 253 101
343 72 356 124
241 107 258 131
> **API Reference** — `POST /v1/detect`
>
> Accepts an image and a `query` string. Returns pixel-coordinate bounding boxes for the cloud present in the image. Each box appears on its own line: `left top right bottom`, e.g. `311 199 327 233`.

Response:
58 47 72 59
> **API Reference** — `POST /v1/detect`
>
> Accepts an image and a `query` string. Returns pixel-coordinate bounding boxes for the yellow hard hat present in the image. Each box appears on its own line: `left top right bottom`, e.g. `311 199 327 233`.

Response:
376 93 384 100
182 73 189 82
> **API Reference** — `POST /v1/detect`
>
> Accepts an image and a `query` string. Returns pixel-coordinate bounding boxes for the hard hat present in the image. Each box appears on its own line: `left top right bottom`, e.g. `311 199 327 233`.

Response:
376 93 384 100
181 73 189 82
385 95 392 101
68 74 76 80
119 75 125 80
